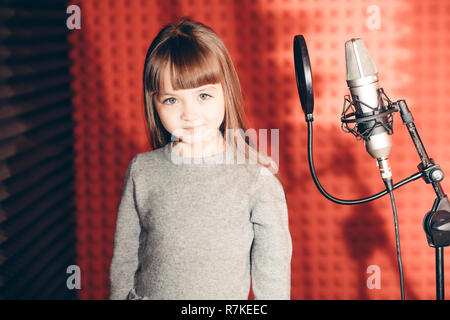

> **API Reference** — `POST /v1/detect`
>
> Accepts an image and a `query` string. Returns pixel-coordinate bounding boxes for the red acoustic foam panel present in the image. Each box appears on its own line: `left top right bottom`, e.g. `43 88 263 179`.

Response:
68 0 450 299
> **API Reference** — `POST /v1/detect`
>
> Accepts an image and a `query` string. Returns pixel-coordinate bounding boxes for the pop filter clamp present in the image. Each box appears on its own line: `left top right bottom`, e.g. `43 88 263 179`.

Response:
293 34 450 300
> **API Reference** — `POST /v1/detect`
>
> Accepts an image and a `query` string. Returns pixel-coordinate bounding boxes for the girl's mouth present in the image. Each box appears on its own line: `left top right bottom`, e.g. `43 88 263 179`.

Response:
184 125 204 133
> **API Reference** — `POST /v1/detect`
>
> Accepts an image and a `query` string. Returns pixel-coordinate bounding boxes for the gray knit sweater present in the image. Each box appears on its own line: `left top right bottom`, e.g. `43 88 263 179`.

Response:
109 141 292 300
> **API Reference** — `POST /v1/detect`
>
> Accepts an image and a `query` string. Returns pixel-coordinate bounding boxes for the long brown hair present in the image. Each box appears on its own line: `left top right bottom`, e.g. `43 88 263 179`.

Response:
142 17 284 189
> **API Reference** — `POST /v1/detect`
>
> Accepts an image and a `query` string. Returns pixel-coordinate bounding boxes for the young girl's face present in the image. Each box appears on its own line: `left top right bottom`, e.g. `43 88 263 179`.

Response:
154 65 225 148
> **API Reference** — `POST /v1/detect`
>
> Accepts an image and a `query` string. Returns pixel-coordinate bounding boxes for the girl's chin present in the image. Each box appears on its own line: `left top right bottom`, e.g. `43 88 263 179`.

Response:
178 137 210 145
171 126 223 145
177 134 220 147
181 127 219 142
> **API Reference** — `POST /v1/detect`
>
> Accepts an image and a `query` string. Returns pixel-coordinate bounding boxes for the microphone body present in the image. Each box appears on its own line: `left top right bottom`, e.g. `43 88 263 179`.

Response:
345 39 393 182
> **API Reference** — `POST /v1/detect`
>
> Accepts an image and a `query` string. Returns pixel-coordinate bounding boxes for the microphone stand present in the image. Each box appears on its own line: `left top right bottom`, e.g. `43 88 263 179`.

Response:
341 89 450 300
294 34 449 300
395 100 450 300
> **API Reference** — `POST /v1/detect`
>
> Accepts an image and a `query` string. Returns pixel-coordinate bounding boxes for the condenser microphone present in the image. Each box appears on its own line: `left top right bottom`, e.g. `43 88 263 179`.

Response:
345 38 393 184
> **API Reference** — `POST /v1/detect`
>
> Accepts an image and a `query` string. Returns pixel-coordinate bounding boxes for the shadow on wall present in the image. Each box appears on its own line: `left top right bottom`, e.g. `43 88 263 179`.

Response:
329 134 418 300
228 1 423 299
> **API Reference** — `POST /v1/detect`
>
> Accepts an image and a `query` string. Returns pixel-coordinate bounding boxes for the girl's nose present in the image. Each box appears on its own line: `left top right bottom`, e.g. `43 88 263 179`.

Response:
181 100 201 121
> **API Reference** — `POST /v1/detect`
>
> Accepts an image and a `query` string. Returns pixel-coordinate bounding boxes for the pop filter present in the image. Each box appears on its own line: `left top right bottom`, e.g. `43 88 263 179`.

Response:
293 35 314 120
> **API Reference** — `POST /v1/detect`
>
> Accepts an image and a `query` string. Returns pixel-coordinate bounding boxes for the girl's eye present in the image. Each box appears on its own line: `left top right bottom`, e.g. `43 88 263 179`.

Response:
199 93 212 101
163 97 177 105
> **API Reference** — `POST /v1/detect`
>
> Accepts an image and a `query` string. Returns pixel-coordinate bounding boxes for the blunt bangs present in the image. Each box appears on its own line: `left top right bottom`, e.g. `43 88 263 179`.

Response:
149 35 223 94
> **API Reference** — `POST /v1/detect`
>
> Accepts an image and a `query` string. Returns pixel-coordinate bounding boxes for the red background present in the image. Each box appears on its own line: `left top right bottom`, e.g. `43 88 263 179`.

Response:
67 0 450 299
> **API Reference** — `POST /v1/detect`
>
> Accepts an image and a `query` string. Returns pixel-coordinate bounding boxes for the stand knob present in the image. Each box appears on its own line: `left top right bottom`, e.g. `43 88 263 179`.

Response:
424 209 450 247
431 169 444 182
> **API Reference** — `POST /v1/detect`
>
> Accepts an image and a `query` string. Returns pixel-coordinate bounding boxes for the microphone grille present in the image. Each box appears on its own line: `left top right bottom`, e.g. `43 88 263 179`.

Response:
345 38 377 81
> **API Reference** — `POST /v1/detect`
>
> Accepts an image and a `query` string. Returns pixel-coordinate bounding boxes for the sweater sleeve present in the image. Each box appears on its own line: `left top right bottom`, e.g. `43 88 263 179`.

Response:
109 155 141 300
250 166 293 300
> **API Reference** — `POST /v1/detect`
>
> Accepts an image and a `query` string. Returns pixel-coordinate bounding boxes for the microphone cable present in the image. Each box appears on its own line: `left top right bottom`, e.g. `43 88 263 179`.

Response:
307 119 413 300
385 180 406 300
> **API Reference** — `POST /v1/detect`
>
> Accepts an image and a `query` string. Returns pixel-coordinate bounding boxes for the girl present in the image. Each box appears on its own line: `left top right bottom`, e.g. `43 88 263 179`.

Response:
109 18 292 300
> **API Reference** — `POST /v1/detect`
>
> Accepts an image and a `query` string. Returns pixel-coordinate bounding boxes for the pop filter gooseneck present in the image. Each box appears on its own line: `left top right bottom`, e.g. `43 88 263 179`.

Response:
292 34 422 205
